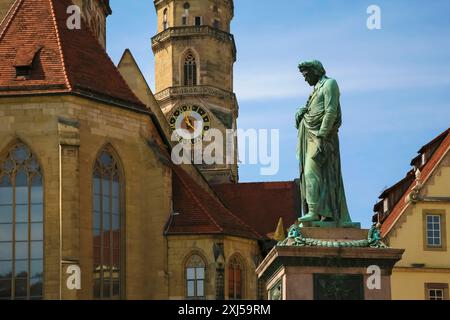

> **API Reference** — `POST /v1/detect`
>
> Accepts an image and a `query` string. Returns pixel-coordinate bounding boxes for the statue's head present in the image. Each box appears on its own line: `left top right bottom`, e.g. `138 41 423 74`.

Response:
298 60 326 86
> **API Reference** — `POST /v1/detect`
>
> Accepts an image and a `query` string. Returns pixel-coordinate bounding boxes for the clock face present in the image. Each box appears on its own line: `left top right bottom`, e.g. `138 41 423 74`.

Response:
169 104 211 144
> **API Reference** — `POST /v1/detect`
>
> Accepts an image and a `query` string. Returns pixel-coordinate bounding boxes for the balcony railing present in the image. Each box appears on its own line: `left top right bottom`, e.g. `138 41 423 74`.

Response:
154 85 237 103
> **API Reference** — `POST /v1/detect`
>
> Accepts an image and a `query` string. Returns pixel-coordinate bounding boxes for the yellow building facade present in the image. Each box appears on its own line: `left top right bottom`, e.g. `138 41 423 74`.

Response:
376 129 450 300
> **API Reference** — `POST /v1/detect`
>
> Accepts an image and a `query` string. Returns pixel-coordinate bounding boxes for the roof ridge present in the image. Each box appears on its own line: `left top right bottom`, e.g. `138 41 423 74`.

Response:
382 131 450 237
48 0 71 91
0 0 22 41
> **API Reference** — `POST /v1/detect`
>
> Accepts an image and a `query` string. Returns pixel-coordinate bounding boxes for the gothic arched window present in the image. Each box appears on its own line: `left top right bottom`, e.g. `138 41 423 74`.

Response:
183 52 197 86
228 255 244 300
185 254 205 299
93 148 123 300
0 143 44 300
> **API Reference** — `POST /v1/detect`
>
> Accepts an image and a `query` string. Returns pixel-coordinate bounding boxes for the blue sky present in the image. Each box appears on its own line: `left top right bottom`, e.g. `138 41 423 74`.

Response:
107 0 450 227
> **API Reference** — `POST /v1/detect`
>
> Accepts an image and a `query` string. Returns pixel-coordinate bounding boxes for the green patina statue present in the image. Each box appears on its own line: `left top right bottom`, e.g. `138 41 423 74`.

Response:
296 60 351 224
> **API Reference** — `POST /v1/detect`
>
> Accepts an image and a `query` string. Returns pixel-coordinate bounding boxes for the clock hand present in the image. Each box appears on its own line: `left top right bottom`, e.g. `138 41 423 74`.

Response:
184 113 196 130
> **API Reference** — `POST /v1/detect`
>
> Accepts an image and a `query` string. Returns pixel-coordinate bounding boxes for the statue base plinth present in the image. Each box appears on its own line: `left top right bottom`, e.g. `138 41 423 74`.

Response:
256 228 404 300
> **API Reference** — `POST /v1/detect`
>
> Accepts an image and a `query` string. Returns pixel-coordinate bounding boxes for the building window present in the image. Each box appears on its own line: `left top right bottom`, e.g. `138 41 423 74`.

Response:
426 215 442 247
15 66 32 78
93 148 123 300
426 283 449 300
183 51 197 86
383 198 389 213
185 254 205 299
0 143 44 300
195 16 202 26
182 16 187 25
421 153 427 166
228 255 244 300
423 211 447 251
163 9 168 30
429 289 444 300
213 19 220 29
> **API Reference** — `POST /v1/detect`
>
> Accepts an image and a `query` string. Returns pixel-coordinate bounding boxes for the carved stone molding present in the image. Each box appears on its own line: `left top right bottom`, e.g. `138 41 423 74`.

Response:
152 26 236 60
155 85 237 104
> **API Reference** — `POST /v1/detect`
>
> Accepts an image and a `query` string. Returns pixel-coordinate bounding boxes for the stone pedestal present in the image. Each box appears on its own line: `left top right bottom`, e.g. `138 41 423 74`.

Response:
256 228 404 300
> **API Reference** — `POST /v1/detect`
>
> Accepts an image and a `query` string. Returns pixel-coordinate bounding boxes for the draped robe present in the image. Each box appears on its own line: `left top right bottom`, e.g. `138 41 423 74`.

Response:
296 76 351 222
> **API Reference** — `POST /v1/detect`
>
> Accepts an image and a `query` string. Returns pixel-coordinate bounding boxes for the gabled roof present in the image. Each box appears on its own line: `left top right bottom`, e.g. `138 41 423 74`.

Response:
168 166 262 240
213 182 299 238
117 49 173 145
381 128 450 237
0 0 146 111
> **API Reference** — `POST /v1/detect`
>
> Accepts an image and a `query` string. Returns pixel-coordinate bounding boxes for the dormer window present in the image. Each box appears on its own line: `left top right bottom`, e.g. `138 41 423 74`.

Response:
383 198 389 213
13 46 42 80
15 66 32 78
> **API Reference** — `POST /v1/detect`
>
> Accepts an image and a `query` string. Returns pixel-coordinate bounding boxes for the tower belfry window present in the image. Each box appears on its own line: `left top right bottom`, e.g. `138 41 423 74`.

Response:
183 2 190 25
184 52 197 86
163 9 168 30
195 16 202 27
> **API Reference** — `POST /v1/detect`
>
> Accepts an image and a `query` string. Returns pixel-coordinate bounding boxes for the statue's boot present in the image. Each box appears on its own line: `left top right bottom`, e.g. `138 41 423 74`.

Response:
299 212 321 222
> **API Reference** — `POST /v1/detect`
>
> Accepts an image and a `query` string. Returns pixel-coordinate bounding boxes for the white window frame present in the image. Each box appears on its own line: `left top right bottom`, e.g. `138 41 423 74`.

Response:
426 214 442 247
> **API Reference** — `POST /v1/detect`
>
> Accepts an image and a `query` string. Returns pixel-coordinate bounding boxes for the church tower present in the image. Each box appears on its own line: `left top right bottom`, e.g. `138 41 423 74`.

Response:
152 0 238 184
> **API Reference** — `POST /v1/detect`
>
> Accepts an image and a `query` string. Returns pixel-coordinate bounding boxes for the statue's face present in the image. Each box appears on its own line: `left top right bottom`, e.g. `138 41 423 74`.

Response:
301 70 321 86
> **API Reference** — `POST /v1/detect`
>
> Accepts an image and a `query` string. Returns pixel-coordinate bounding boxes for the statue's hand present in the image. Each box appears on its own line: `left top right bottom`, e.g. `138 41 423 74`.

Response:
312 136 326 164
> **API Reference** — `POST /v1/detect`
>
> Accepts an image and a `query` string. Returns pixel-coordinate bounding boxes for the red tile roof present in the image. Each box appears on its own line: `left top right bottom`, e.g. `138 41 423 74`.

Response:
168 166 262 240
381 128 450 237
0 0 146 111
213 182 299 238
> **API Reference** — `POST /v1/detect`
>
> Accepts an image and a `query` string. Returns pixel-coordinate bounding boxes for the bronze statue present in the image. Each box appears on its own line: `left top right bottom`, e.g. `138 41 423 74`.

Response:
296 60 352 224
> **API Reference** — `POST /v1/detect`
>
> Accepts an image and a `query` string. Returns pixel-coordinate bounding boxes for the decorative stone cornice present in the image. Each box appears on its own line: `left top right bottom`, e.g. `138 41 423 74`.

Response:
155 85 237 104
256 246 405 282
151 26 236 61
